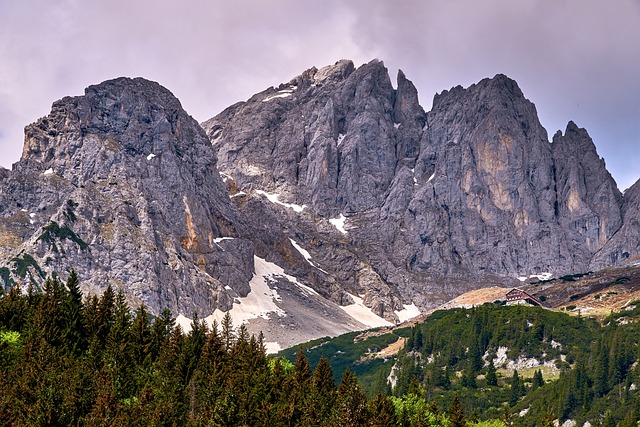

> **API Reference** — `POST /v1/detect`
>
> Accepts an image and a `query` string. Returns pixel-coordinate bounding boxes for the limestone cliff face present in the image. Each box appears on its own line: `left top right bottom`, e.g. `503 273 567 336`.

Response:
0 78 255 316
591 179 640 269
552 122 623 259
203 60 632 314
1 61 636 329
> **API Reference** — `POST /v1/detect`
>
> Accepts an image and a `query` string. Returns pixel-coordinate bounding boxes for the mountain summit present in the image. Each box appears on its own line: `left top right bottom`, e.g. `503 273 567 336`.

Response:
1 61 638 348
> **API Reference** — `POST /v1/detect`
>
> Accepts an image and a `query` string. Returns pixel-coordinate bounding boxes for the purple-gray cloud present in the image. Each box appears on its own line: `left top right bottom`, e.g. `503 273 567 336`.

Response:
1 0 638 190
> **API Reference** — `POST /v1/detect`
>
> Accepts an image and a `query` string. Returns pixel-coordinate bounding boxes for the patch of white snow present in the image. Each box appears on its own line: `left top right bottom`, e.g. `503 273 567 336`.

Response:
340 293 392 328
147 153 156 160
214 237 235 243
518 272 553 282
231 191 246 198
204 255 320 330
43 168 54 175
427 172 436 183
210 128 223 144
262 87 296 103
288 238 327 274
205 255 287 328
256 190 306 213
329 214 347 234
219 171 233 183
395 304 421 323
337 133 346 145
265 342 282 354
394 123 401 129
175 314 193 332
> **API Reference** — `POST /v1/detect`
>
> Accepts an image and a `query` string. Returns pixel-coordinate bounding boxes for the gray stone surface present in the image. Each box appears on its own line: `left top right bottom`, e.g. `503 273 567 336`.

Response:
0 78 255 316
203 61 635 317
1 61 637 337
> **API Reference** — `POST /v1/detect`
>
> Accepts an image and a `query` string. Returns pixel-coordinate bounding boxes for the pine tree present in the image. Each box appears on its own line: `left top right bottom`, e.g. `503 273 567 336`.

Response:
509 369 524 406
62 270 87 355
336 368 369 427
310 355 336 425
130 304 151 366
486 359 498 386
149 308 174 359
221 311 234 350
461 362 477 389
532 369 544 389
449 395 467 427
603 410 616 427
368 394 397 427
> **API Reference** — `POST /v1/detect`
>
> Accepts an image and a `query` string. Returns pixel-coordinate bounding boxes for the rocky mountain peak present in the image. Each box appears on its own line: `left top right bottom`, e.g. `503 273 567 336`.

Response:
20 77 203 184
2 60 638 351
1 76 258 318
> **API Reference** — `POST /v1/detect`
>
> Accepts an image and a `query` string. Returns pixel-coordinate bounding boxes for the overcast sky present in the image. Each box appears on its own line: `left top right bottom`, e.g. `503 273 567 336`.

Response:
1 0 638 190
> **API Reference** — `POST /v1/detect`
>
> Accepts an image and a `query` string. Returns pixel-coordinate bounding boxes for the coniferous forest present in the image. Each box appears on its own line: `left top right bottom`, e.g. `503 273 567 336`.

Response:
2 272 640 426
0 272 478 426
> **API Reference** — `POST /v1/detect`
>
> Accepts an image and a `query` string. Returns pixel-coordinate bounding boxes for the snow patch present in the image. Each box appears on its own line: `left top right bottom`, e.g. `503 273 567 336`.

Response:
146 153 156 160
205 255 287 328
256 190 306 213
210 128 223 144
230 191 246 198
43 168 54 175
395 304 421 323
427 172 435 183
340 293 392 328
337 133 346 145
517 272 553 282
264 342 282 354
289 238 328 273
388 362 399 388
214 237 234 244
175 314 193 331
289 238 313 263
394 122 401 129
219 171 233 183
262 86 296 102
203 255 320 331
329 214 347 234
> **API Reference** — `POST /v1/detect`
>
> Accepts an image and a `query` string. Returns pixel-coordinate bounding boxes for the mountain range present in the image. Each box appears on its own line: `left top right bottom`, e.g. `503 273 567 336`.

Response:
1 59 638 349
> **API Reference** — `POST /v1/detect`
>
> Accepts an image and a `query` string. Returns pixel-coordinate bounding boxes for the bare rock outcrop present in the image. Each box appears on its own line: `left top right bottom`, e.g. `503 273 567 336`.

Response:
0 78 255 316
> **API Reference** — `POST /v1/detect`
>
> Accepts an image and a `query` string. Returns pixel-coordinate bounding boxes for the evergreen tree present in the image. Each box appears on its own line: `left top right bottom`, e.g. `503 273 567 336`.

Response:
509 370 524 406
602 410 616 427
449 395 467 427
221 311 234 350
594 339 610 396
130 304 151 366
62 270 87 355
149 308 174 359
368 394 397 426
310 355 336 425
532 369 544 389
336 368 369 426
461 363 477 389
486 359 498 386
